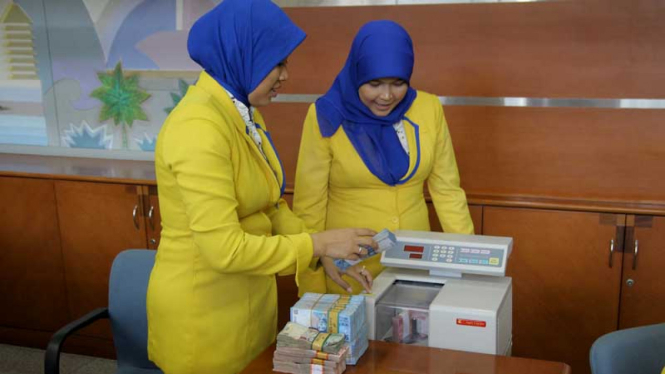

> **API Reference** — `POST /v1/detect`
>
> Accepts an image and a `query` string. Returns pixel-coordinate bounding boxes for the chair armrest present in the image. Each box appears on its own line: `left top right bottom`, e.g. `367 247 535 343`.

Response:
44 308 110 374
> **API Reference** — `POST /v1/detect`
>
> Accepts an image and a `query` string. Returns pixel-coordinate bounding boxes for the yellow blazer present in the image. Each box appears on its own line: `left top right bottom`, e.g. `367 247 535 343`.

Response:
293 91 473 295
147 72 313 374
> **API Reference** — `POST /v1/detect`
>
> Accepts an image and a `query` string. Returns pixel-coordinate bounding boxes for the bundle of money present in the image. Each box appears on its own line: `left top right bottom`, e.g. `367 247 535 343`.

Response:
334 228 397 271
345 322 369 365
274 325 350 374
274 346 349 364
291 293 365 342
276 322 346 354
273 360 345 374
290 293 369 365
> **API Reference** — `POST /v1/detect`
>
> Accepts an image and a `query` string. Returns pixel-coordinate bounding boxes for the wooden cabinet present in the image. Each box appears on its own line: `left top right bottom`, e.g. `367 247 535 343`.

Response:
619 215 665 329
0 177 69 331
55 181 150 339
483 207 624 374
2 170 662 365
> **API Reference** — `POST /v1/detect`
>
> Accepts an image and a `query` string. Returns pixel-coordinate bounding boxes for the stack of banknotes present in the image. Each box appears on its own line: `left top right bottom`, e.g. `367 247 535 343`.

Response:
334 228 397 271
274 322 349 374
290 293 369 365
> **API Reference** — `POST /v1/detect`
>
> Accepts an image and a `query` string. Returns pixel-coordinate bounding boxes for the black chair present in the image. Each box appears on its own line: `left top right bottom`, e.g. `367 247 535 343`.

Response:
45 249 163 374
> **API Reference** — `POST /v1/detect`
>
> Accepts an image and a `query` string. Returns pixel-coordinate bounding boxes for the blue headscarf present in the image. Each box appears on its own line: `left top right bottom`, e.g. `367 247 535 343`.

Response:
316 20 417 186
187 0 306 106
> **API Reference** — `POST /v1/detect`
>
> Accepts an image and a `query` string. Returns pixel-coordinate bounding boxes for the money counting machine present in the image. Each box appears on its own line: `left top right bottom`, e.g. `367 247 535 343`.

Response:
365 230 514 355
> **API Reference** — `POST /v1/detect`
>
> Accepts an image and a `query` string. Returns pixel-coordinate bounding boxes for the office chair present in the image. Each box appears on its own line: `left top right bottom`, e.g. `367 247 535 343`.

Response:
45 249 163 374
590 323 665 374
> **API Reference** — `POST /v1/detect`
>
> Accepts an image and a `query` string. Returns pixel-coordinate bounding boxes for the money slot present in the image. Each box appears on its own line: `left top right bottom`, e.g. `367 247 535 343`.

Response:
374 280 443 347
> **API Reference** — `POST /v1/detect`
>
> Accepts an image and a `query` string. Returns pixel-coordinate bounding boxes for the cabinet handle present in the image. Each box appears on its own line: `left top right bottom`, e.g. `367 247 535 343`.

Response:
632 240 639 270
132 205 139 230
148 206 155 230
608 239 614 268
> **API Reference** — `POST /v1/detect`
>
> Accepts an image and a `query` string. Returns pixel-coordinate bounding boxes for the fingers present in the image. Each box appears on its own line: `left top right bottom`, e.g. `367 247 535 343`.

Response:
346 255 360 261
354 228 377 237
343 245 365 260
348 266 372 293
321 258 353 293
356 237 378 250
362 266 373 290
330 271 353 294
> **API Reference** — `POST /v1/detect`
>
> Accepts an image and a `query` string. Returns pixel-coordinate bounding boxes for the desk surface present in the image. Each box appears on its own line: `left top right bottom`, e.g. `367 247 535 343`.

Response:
241 341 571 374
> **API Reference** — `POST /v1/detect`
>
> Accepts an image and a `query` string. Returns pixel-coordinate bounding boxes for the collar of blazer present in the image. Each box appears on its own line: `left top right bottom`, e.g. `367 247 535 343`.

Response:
196 71 285 198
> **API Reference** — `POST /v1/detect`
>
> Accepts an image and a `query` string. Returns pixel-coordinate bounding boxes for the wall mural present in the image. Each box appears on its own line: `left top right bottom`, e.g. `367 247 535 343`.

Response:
0 0 220 151
0 0 47 146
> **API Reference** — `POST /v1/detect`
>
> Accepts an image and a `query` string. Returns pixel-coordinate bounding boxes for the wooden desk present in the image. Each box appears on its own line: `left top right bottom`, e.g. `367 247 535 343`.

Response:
241 341 571 374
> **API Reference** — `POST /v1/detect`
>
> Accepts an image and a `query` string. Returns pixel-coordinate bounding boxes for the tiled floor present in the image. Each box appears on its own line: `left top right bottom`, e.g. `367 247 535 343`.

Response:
0 343 115 374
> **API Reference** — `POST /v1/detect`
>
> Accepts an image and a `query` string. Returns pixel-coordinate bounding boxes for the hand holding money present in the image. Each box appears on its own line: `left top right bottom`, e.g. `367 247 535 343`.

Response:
333 229 397 271
310 228 378 260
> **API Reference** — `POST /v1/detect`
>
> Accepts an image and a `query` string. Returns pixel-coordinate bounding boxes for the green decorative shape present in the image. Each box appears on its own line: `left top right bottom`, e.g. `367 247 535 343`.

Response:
164 79 189 114
91 62 151 128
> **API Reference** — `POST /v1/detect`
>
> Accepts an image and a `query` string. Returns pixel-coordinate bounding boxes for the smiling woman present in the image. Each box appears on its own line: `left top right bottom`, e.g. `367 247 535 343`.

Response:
358 78 408 116
293 20 475 295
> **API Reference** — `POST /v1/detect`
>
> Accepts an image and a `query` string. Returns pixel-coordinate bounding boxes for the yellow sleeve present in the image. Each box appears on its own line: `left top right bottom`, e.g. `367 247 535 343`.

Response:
293 104 331 232
426 103 475 235
163 116 313 282
265 198 310 236
264 198 313 277
291 104 331 295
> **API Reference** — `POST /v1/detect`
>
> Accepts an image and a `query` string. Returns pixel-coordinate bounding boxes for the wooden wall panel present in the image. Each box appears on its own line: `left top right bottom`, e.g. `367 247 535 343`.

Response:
283 0 665 98
447 106 665 201
261 103 665 203
260 103 311 188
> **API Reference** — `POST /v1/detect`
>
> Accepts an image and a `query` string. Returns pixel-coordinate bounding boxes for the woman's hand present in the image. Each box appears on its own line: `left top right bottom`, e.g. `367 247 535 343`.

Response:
311 228 377 260
321 257 373 294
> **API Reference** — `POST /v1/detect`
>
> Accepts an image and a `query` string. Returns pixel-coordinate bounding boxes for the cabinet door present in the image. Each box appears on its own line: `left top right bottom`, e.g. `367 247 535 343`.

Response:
427 203 483 234
55 181 148 339
143 186 162 250
0 177 69 331
619 215 665 329
483 207 623 374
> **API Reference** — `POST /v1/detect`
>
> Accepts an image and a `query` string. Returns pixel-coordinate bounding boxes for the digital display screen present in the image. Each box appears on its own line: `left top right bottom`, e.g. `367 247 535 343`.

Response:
409 253 423 259
404 245 424 253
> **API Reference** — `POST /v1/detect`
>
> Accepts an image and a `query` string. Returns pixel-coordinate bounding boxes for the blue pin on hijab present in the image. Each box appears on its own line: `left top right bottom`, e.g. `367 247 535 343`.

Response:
187 0 306 106
315 20 418 186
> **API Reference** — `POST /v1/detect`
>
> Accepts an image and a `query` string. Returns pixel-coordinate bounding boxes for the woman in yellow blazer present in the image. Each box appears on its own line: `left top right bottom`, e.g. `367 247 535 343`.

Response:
293 20 474 295
147 2 376 373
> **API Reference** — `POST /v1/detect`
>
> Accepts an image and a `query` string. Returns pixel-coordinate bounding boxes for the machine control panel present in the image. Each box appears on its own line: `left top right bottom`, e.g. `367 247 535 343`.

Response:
382 230 513 277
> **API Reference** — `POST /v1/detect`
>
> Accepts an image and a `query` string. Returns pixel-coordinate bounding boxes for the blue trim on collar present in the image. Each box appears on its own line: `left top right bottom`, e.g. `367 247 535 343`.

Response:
254 122 286 198
395 116 421 186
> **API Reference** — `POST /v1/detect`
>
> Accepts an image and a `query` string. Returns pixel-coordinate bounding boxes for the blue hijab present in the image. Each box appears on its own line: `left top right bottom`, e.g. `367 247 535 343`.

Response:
187 0 306 106
316 20 417 186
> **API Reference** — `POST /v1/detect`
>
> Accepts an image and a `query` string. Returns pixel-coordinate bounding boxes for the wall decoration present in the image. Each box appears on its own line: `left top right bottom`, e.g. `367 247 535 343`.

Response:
91 62 151 149
62 120 113 149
